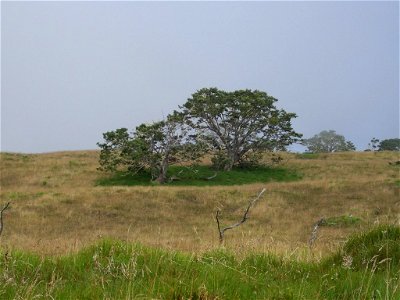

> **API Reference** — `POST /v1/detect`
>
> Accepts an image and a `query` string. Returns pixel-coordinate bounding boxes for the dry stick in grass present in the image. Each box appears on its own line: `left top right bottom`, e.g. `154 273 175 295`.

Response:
203 172 218 181
0 202 11 236
308 218 325 249
216 188 266 243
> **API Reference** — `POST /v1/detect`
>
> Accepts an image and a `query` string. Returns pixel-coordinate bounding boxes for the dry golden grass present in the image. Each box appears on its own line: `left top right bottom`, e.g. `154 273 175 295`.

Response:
0 150 399 258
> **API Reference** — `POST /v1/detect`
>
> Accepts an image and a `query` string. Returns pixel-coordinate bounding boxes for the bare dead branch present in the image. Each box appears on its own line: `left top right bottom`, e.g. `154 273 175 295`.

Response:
204 172 218 181
0 202 11 236
308 218 325 249
216 210 223 241
168 175 181 182
216 188 266 243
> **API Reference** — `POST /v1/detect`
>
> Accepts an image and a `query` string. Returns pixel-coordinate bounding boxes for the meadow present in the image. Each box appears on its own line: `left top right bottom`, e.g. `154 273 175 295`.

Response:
0 150 399 299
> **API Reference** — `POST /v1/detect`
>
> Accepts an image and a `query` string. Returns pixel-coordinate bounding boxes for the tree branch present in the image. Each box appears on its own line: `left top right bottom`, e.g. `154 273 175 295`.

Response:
308 218 325 249
0 202 11 236
216 188 266 243
203 172 218 180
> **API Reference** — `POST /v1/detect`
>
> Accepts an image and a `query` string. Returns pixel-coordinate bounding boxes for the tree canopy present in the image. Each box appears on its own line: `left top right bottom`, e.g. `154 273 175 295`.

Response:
97 116 206 183
367 137 380 151
302 130 356 153
378 138 400 151
179 88 301 170
98 87 302 183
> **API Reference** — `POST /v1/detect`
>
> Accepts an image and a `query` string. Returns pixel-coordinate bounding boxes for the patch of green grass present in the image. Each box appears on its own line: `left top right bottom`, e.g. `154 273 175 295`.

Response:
1 226 399 299
322 215 362 227
325 225 400 272
96 165 302 187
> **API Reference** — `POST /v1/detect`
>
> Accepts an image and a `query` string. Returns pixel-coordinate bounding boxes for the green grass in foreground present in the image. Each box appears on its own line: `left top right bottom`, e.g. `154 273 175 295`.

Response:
1 225 399 299
96 165 301 186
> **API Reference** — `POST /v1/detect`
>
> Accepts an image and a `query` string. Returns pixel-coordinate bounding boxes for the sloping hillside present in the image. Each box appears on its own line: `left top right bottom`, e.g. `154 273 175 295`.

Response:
0 151 398 256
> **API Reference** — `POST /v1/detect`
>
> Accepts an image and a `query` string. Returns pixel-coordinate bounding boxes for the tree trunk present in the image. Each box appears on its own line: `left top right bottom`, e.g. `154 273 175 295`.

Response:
223 151 237 171
223 159 234 171
156 172 166 183
155 159 169 184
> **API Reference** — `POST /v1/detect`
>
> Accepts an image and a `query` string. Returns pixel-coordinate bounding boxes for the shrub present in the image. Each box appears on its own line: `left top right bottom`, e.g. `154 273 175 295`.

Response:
327 225 400 271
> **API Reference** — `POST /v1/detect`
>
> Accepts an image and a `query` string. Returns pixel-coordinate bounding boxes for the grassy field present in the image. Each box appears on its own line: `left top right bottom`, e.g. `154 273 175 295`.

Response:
0 150 399 298
0 151 398 255
1 226 399 299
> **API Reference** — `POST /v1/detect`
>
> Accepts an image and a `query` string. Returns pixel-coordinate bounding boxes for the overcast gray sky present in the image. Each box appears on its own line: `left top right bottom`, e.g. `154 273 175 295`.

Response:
1 1 399 153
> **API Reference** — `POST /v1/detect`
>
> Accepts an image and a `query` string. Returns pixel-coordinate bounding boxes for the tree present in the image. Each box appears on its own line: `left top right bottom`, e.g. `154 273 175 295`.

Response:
368 137 380 151
302 130 356 153
378 138 400 151
97 116 206 183
179 88 302 170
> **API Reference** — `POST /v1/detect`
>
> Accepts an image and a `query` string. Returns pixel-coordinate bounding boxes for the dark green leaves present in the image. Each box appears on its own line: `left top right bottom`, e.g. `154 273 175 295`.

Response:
98 87 302 179
180 88 301 170
97 118 207 183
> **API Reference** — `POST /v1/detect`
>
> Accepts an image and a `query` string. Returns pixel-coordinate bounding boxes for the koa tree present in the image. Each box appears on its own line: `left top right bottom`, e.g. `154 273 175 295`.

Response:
302 130 356 153
179 88 301 170
378 138 400 151
97 115 206 183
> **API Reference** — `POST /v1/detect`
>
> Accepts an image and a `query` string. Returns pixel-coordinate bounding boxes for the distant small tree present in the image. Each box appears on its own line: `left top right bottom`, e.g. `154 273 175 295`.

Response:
368 137 380 151
97 115 207 183
179 87 302 170
378 138 400 151
302 130 356 153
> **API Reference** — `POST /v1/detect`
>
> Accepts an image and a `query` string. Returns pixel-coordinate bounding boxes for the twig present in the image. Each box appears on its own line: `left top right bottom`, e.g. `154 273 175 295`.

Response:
204 172 217 180
0 202 11 236
308 218 325 249
216 188 266 243
168 175 181 182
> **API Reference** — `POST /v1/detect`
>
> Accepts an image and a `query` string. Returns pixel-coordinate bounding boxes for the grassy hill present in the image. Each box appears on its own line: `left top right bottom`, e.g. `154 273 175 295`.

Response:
0 151 398 255
0 150 399 298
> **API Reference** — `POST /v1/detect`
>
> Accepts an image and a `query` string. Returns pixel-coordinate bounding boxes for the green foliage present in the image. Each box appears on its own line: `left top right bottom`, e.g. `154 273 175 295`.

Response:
237 151 265 169
98 87 302 180
326 225 400 272
97 128 136 172
302 130 356 153
97 117 207 183
210 150 231 170
368 137 380 151
1 226 399 299
96 165 301 187
378 138 400 151
180 88 302 170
